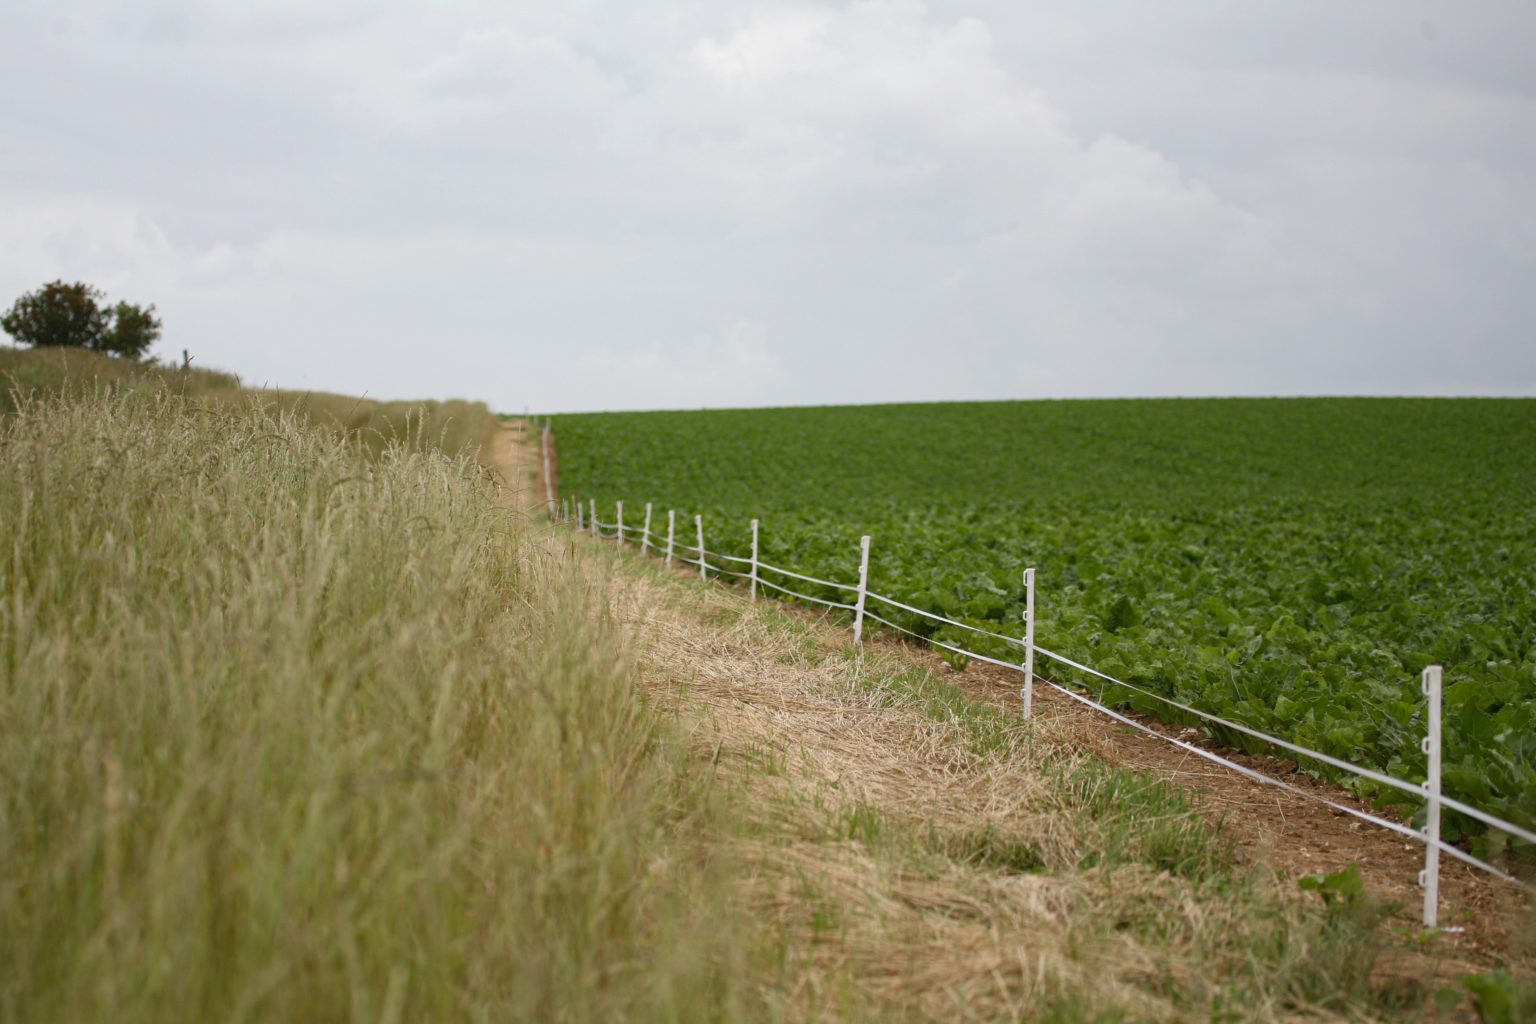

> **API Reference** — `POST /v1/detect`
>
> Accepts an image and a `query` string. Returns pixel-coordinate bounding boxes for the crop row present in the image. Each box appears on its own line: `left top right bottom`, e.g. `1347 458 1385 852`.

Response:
551 399 1536 853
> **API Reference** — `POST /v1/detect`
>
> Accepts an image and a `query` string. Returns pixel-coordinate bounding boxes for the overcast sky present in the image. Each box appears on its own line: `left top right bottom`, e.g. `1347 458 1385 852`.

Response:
2 2 1533 412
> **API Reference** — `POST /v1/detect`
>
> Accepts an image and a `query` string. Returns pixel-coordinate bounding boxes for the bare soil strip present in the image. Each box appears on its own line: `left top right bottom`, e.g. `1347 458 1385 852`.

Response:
903 651 1527 961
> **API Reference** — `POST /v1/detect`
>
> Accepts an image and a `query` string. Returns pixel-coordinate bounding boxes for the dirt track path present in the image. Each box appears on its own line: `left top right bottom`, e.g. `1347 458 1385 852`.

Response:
484 418 546 517
488 419 1531 978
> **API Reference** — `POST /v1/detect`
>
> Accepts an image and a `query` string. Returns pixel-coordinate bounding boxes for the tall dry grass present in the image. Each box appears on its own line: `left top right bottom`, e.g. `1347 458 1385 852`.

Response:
0 388 764 1021
0 346 495 458
0 345 241 412
246 391 495 458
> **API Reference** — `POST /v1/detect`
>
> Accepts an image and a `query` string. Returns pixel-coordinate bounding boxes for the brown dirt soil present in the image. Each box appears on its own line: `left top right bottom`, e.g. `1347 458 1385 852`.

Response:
482 418 548 518
903 651 1533 964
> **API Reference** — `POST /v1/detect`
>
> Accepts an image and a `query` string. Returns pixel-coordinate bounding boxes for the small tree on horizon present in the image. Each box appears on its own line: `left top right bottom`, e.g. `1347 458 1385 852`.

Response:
1 280 162 360
102 300 162 359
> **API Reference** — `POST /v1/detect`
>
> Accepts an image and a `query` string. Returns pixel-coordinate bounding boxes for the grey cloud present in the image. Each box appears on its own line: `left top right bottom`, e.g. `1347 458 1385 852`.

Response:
1 0 1531 411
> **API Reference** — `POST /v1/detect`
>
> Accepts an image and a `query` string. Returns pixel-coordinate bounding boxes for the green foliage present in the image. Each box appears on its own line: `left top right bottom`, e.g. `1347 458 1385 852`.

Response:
554 398 1536 851
2 280 110 349
1298 864 1367 906
102 299 162 358
1 280 160 358
1464 971 1536 1024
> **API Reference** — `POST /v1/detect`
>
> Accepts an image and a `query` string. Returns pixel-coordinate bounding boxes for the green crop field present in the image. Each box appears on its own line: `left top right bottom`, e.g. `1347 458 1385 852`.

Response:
553 399 1536 851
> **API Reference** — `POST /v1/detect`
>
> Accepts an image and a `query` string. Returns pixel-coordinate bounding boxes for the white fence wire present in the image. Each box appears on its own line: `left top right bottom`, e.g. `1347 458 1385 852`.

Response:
568 497 1534 923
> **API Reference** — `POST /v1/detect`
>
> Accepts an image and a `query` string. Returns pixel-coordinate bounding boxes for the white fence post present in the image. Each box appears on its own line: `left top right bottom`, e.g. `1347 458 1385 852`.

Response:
852 535 871 645
1021 568 1036 720
1420 664 1443 928
749 519 760 599
541 426 555 515
616 501 624 546
576 499 584 531
695 515 707 581
589 499 597 538
666 509 676 568
642 503 653 554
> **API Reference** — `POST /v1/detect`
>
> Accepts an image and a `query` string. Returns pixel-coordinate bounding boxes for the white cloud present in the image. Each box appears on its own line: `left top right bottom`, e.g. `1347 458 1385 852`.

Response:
693 9 833 82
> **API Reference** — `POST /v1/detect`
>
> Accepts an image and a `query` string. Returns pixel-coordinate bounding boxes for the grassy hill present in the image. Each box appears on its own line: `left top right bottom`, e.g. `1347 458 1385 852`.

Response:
0 346 493 457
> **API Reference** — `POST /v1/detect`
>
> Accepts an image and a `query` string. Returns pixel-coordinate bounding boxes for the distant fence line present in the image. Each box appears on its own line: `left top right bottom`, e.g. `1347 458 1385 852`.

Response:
534 423 1532 928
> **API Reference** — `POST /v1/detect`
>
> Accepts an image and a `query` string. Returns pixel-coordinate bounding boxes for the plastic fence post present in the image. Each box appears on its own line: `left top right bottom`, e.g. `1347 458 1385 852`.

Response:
1021 568 1036 720
616 501 624 546
576 499 583 531
589 499 597 538
852 535 871 645
1420 664 1443 928
749 519 760 600
666 509 676 568
541 427 555 516
695 515 707 581
642 503 653 554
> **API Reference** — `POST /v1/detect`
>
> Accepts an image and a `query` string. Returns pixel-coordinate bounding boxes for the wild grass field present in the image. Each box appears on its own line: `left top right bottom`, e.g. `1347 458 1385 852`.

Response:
0 346 493 457
551 399 1536 849
0 360 772 1020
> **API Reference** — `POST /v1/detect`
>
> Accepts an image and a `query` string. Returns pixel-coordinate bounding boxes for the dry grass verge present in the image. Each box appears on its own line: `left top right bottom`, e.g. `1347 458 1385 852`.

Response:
571 539 1489 1021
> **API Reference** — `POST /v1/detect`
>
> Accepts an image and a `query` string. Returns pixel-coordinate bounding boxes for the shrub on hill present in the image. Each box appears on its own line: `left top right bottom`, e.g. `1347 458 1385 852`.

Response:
2 280 161 359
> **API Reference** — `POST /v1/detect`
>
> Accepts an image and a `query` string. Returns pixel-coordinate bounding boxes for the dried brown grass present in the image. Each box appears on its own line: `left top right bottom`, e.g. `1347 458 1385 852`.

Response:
542 544 1420 1021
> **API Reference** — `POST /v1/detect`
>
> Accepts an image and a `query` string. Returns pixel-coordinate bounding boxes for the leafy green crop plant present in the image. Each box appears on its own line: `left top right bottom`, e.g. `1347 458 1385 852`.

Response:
554 398 1536 857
